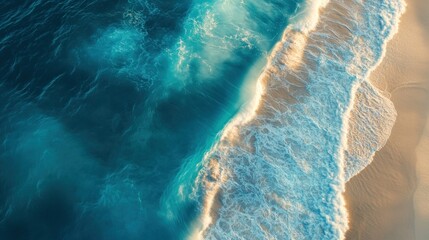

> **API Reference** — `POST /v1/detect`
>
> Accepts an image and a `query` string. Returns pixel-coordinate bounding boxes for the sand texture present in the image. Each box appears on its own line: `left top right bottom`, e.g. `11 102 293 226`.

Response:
345 0 429 239
415 120 429 240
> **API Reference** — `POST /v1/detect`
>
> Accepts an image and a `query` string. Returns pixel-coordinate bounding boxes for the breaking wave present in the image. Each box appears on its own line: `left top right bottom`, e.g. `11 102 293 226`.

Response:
190 0 405 239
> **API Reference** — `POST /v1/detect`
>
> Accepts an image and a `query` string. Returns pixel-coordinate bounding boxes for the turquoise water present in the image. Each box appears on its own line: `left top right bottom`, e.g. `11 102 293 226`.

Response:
0 0 405 238
0 0 300 239
191 0 405 239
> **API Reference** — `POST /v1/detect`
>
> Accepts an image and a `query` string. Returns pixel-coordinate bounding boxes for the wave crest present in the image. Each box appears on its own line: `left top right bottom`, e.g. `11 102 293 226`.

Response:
191 0 405 239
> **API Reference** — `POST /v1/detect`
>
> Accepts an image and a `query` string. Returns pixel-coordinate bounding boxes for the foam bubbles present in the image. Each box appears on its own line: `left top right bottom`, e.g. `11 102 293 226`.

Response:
191 0 405 239
290 0 330 33
168 0 299 86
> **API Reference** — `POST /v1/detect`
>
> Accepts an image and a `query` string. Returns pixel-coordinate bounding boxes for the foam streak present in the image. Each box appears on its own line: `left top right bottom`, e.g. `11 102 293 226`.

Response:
191 0 405 239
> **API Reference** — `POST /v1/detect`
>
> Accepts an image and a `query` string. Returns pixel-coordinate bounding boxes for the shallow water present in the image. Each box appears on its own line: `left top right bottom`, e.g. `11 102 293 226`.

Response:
192 0 404 239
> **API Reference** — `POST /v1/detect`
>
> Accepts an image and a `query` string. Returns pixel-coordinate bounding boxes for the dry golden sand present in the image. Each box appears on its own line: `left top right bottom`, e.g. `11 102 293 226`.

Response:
345 0 429 239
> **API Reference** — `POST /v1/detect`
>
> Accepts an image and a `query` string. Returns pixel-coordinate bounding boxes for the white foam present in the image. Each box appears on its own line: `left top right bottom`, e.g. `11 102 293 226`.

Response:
190 0 406 239
343 82 397 181
289 0 330 34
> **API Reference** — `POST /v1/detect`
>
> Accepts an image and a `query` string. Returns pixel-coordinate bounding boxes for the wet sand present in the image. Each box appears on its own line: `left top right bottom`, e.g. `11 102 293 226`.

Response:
345 0 429 239
415 120 429 240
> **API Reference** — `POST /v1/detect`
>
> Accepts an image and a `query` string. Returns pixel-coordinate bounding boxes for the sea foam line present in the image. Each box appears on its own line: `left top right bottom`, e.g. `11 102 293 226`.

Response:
189 0 332 238
342 0 406 181
190 0 406 239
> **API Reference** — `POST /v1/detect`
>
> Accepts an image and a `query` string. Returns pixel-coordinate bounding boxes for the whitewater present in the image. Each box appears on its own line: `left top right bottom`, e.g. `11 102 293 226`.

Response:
0 0 406 239
188 0 406 239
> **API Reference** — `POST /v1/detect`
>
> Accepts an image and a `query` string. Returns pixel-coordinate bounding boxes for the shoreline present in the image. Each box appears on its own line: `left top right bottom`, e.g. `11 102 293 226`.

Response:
194 0 406 238
345 0 429 239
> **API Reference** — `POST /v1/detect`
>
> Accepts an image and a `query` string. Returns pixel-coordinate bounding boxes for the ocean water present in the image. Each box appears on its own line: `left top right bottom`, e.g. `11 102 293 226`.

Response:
0 0 300 239
192 0 404 239
0 0 405 239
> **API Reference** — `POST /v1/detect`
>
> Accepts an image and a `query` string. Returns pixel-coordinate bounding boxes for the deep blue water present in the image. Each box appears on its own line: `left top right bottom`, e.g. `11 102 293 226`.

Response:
0 1 299 239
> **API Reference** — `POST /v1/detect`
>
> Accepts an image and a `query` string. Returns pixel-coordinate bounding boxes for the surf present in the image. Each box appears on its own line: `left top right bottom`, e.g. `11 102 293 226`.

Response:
190 0 406 239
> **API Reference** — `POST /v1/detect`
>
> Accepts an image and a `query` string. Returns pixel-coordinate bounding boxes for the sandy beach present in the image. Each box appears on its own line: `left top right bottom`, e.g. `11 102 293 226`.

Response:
415 121 429 240
345 0 429 239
